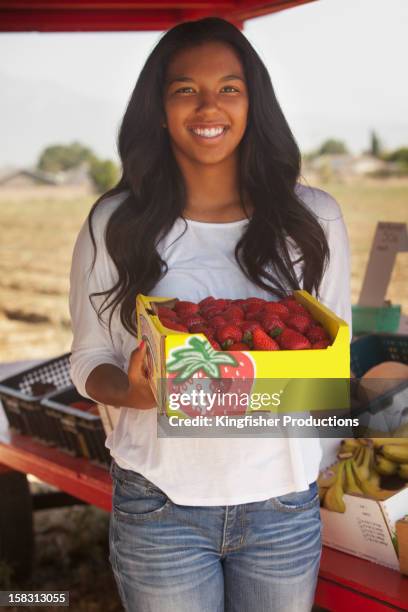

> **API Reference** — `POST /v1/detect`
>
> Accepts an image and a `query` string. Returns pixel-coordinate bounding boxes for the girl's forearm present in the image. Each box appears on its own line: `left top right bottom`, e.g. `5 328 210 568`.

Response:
85 363 129 407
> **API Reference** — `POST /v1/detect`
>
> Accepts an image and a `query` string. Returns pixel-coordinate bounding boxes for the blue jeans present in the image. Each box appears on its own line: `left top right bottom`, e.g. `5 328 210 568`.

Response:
109 460 322 612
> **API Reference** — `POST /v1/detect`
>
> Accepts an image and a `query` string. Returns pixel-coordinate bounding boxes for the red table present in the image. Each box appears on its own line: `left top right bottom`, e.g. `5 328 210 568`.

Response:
0 430 407 611
0 429 112 511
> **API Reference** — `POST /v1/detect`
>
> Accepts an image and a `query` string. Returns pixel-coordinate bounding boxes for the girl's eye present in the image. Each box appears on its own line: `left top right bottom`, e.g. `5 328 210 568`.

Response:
174 85 240 94
221 86 239 93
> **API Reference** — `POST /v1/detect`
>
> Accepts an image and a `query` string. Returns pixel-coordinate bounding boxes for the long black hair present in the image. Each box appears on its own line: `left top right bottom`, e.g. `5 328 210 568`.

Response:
87 17 329 338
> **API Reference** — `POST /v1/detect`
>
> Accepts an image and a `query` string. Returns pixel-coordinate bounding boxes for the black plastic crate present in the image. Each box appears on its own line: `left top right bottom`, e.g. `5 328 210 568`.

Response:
350 333 408 417
41 386 110 468
0 353 72 441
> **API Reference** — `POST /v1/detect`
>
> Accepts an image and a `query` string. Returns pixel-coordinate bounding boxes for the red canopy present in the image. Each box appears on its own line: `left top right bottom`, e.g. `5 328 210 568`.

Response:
0 0 316 32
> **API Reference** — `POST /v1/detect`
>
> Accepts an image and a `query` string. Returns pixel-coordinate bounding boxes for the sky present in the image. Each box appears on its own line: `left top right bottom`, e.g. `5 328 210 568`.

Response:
1 0 407 168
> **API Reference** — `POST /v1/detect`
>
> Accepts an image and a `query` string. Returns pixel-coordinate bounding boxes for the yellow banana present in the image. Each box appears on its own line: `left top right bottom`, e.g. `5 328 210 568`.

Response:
397 464 408 480
344 459 363 495
371 438 408 449
374 454 398 476
351 448 394 501
358 438 372 446
323 460 346 513
318 462 342 489
354 445 366 466
319 486 328 504
381 444 408 464
340 439 361 453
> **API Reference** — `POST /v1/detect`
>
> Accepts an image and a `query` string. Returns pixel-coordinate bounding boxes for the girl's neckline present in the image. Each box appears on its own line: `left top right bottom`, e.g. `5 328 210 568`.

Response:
181 216 252 227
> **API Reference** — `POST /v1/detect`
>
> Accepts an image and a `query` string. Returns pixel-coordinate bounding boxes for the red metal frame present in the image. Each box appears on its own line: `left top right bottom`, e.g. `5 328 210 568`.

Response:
0 0 317 32
0 430 112 511
316 547 408 611
0 430 407 610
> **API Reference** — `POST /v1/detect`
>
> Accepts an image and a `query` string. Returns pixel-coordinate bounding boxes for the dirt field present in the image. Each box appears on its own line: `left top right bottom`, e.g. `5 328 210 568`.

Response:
0 177 406 363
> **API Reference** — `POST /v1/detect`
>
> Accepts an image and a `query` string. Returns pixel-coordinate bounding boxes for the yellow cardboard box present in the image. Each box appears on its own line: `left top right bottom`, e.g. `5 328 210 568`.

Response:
136 290 350 418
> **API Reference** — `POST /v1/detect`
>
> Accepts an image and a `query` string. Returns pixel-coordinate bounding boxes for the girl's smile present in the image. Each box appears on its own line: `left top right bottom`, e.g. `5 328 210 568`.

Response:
187 123 229 142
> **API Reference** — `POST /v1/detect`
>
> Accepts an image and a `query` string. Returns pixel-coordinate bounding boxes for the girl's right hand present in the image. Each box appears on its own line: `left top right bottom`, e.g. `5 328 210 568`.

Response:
122 341 157 410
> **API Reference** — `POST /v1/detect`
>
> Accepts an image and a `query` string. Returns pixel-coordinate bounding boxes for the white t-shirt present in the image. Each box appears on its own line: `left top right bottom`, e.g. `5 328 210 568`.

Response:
69 182 352 505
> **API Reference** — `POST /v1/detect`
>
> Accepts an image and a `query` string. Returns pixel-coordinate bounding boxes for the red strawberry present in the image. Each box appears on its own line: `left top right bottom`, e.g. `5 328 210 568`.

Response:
243 297 266 307
202 327 215 339
166 336 255 416
280 295 297 305
232 299 247 308
223 306 244 321
208 338 222 350
245 302 264 316
252 328 279 351
157 305 178 320
228 342 250 351
261 315 285 337
199 296 216 309
181 315 205 328
306 324 329 343
202 306 224 320
160 318 189 332
263 302 290 321
240 320 262 333
278 328 311 350
240 320 261 347
175 301 199 316
245 310 265 322
189 322 212 334
312 339 331 349
216 324 243 348
226 317 245 327
285 301 309 316
208 315 228 329
286 314 312 334
252 328 280 351
212 299 228 310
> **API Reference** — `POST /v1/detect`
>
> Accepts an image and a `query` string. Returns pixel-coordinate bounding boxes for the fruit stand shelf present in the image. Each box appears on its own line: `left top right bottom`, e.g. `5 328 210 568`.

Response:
0 425 407 609
316 547 408 611
0 428 112 511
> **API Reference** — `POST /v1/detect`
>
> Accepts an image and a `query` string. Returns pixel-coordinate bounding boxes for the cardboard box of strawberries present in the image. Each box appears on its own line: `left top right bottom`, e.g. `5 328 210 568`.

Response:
136 290 350 417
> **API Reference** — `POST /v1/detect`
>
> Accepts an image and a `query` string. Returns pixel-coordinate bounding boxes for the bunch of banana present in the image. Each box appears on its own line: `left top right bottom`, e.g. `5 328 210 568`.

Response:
318 437 408 512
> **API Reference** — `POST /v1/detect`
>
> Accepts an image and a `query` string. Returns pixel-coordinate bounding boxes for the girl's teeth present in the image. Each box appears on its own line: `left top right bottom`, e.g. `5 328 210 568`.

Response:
191 127 225 138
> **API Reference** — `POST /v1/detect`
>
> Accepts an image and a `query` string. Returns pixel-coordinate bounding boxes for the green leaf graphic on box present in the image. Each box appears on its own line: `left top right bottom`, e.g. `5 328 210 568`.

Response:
167 337 238 384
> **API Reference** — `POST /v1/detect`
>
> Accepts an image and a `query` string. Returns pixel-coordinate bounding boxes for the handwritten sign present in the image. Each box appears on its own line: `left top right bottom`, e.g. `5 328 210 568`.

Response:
358 222 408 307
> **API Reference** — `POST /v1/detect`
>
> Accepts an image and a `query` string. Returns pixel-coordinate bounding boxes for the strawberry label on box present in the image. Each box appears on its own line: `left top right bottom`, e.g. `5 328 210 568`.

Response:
166 336 256 417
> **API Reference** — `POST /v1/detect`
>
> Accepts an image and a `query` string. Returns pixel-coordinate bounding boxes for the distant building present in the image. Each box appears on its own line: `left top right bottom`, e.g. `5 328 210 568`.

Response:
302 154 391 181
0 161 95 195
0 168 62 187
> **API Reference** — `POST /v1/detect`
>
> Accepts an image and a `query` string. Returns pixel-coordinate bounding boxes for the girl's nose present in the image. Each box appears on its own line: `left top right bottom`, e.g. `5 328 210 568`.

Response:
196 90 219 111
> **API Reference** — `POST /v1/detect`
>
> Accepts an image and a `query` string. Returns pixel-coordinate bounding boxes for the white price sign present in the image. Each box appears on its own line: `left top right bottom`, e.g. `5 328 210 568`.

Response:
358 222 408 307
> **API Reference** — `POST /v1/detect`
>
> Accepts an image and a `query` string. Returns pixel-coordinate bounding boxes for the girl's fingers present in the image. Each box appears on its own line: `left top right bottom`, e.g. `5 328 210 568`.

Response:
128 340 146 380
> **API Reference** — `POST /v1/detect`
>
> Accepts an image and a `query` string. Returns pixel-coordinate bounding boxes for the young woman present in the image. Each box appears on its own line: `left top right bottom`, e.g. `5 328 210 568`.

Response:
69 17 351 612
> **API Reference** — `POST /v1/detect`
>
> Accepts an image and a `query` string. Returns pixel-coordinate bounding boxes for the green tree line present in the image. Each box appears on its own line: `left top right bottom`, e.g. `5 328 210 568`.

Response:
37 142 120 192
